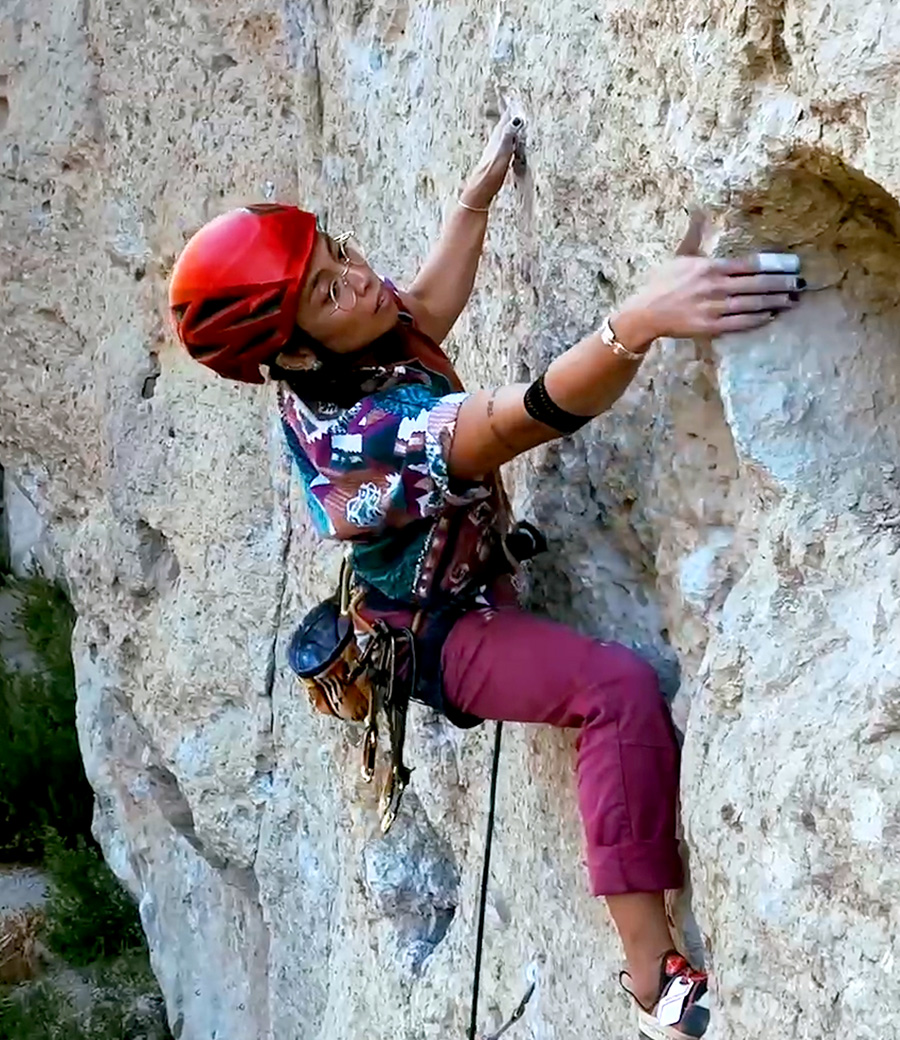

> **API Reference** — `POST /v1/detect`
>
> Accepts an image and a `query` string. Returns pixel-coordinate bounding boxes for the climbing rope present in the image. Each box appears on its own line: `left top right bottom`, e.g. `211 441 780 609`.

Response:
468 720 503 1040
467 723 538 1040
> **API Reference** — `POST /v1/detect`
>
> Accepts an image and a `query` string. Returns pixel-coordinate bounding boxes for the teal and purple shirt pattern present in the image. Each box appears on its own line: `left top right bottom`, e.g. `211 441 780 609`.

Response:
279 336 501 606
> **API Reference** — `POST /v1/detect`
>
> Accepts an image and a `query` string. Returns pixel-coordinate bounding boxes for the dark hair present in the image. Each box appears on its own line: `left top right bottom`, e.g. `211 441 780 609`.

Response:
268 325 407 410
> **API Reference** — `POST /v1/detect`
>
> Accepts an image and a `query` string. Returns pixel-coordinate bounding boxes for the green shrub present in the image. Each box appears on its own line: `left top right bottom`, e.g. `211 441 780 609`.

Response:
42 830 145 966
0 575 169 1037
0 577 94 859
1 577 145 963
0 953 171 1040
12 578 76 686
0 980 74 1040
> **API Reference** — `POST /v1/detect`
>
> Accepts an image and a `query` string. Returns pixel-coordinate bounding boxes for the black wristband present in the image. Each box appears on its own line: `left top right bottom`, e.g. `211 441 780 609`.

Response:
523 373 592 435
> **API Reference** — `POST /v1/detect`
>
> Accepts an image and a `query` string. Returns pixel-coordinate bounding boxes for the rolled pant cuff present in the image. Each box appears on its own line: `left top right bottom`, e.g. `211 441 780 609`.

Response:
588 839 684 896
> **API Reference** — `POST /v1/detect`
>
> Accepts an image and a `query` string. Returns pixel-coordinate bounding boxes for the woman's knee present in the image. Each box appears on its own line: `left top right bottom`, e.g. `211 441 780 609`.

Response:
584 641 669 727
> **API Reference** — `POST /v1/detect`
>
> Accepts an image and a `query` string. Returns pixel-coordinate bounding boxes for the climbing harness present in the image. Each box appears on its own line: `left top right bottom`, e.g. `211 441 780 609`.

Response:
286 515 545 829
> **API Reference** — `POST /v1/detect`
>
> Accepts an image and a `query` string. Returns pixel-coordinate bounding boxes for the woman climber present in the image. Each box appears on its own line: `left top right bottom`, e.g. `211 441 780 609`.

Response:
168 109 802 1040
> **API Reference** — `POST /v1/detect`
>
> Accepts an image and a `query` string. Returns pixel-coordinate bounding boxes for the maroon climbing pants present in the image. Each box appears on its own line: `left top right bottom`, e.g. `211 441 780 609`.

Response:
441 606 684 897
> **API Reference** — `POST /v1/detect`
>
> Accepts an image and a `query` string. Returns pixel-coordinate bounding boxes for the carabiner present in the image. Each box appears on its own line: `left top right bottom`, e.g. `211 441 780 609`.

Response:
361 725 378 783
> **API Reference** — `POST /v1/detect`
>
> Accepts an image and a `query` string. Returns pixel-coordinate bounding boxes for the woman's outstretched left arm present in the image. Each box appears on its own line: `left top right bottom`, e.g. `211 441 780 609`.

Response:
405 109 521 344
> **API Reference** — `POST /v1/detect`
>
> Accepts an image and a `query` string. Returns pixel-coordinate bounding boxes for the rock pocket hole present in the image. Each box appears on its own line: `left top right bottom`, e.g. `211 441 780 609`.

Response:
134 519 180 596
141 351 160 399
717 148 900 501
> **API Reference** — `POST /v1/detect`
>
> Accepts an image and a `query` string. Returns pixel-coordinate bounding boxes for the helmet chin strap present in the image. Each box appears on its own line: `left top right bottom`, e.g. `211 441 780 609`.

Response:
381 276 414 326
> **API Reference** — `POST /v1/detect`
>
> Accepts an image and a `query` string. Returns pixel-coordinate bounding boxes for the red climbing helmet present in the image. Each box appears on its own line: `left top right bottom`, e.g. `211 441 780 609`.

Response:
168 204 318 384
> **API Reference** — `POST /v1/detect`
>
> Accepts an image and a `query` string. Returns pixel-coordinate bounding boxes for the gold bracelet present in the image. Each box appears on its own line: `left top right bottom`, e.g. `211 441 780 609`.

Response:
458 198 490 214
599 316 649 361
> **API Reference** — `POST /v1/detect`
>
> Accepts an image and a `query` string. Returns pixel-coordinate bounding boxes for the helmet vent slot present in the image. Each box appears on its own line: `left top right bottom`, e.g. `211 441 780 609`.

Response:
193 296 243 325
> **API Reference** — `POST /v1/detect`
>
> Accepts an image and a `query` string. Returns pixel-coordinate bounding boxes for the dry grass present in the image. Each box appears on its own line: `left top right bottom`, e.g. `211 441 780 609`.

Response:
0 908 45 984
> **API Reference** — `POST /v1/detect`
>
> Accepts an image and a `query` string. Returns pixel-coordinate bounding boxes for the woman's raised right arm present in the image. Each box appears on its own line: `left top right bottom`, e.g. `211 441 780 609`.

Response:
448 251 802 481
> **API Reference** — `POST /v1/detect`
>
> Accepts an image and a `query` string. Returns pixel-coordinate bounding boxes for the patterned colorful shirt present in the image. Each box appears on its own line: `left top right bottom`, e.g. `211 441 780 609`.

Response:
279 310 505 607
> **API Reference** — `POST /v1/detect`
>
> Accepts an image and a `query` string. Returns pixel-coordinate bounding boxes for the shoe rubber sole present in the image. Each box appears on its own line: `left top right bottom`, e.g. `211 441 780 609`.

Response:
637 1003 709 1040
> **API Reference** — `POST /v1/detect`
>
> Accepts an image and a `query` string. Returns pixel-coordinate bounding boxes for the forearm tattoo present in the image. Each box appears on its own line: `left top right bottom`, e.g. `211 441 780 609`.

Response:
486 387 521 454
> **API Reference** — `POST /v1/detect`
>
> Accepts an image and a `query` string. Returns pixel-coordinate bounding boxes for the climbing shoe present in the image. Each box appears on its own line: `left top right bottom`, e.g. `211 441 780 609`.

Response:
621 950 710 1040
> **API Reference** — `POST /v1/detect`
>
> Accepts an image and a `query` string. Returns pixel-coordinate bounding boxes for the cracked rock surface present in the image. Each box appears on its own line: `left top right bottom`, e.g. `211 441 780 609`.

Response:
2 2 900 1038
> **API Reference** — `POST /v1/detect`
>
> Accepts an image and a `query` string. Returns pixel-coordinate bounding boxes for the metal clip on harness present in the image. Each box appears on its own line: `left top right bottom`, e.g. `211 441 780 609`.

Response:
366 620 414 834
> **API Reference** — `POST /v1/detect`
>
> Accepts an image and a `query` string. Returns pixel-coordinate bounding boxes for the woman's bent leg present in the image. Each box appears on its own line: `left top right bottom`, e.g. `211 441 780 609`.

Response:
441 606 684 1007
441 606 683 895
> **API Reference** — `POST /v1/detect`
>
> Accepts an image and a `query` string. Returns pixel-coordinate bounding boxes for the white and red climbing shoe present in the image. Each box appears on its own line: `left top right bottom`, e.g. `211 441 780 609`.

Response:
621 950 710 1040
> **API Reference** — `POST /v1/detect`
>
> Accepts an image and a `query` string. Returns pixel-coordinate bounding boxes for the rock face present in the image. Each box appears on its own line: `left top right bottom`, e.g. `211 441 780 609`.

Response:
2 2 900 1038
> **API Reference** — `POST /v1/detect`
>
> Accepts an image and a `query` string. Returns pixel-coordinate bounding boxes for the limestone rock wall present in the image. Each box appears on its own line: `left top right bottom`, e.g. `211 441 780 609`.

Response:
2 2 900 1038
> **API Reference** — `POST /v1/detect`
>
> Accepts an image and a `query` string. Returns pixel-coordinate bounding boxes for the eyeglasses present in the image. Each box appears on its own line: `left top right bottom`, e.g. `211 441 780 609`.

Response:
328 233 367 313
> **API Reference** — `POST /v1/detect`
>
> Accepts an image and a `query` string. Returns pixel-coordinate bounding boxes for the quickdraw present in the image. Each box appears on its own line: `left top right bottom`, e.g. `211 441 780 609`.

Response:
481 978 536 1040
362 619 414 834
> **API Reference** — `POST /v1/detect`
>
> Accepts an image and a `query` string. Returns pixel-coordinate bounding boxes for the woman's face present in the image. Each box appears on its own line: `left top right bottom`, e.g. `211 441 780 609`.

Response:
291 231 399 354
